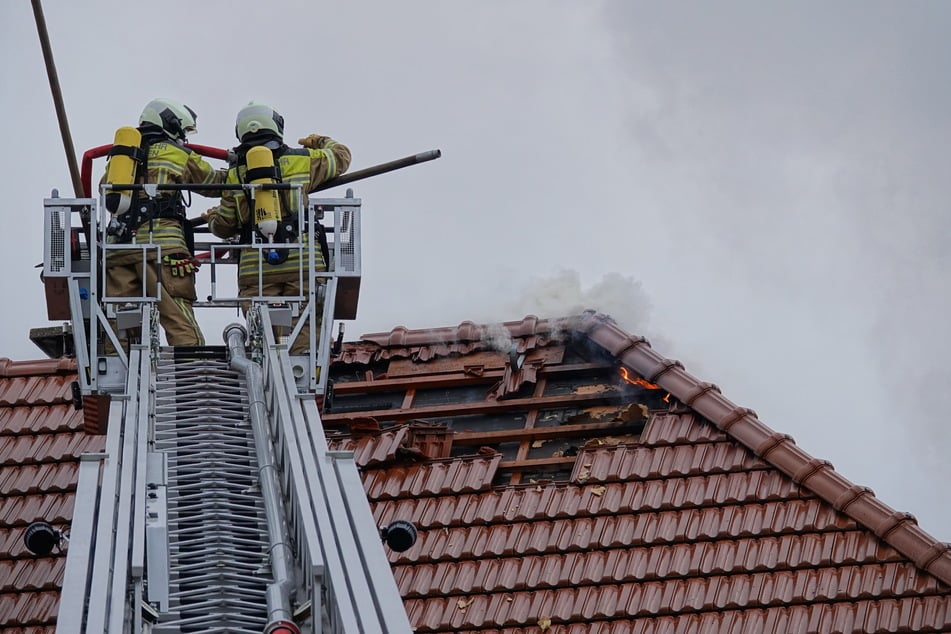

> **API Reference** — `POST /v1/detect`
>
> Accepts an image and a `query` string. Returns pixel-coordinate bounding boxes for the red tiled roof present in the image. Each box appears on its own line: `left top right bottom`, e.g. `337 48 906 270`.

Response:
3 311 951 632
0 357 104 632
364 454 502 499
575 312 951 584
330 312 951 633
326 422 453 465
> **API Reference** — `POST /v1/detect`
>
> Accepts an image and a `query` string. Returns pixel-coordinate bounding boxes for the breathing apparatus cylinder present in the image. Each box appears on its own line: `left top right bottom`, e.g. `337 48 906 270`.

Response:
103 126 143 215
246 146 284 264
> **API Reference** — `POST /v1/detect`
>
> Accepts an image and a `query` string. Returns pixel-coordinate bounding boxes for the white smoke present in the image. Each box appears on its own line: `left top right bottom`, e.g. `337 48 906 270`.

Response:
481 321 515 352
503 269 653 335
471 270 658 353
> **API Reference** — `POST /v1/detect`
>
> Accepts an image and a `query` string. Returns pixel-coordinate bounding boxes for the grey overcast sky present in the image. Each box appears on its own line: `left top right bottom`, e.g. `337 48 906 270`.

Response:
2 2 949 539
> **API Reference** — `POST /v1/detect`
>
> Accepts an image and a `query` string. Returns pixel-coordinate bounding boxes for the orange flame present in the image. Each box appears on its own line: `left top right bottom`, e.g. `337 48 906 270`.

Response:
620 367 672 404
619 367 661 390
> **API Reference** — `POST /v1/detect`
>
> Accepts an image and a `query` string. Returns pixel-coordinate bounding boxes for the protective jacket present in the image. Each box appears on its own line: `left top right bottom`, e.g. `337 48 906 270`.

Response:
208 137 351 288
104 129 224 265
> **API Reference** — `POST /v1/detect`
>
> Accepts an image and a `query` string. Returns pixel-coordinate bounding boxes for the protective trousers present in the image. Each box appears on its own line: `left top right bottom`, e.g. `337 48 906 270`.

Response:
238 279 322 355
106 255 204 347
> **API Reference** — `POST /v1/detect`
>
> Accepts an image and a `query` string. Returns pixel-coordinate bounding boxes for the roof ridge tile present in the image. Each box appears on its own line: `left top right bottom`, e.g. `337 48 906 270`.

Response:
0 358 76 378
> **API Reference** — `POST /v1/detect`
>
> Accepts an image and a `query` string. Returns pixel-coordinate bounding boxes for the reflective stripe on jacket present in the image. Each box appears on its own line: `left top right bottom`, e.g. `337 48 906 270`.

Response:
104 139 225 263
209 139 351 286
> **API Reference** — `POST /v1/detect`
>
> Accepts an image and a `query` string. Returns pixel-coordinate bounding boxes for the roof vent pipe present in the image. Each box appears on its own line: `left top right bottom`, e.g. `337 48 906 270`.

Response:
225 323 296 629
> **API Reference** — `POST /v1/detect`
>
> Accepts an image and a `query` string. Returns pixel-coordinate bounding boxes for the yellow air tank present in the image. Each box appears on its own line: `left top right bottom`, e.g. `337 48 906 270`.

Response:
246 145 281 243
103 126 142 214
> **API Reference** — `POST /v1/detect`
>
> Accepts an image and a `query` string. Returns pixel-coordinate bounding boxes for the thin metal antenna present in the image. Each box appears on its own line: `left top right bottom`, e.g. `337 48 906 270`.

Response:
31 0 83 198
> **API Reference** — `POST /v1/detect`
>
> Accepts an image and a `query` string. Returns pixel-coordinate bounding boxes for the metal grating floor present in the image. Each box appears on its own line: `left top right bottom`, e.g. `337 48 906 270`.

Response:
152 348 270 633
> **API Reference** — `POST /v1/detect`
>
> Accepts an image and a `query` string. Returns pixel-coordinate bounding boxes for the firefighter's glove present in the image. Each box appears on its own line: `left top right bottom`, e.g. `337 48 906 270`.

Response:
163 255 199 277
298 134 330 149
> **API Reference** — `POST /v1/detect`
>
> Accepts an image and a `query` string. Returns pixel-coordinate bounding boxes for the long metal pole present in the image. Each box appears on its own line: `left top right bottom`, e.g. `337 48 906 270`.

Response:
314 149 441 192
31 0 83 198
188 149 442 228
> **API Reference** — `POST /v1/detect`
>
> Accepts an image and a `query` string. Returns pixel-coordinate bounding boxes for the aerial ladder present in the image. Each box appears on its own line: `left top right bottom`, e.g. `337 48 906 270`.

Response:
37 145 438 632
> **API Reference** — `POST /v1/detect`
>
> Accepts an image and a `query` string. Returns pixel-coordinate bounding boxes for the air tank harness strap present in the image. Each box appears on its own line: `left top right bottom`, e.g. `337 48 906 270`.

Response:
109 196 187 244
237 212 329 268
244 165 279 182
106 143 147 163
239 211 311 243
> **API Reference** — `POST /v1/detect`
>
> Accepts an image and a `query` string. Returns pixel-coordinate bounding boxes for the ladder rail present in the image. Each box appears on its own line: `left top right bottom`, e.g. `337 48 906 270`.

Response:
331 453 415 631
55 453 105 634
254 307 413 633
257 311 360 632
107 340 151 633
84 309 154 633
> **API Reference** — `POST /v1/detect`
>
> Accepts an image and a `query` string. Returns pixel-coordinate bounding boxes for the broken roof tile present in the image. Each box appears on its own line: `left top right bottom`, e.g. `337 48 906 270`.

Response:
327 422 453 467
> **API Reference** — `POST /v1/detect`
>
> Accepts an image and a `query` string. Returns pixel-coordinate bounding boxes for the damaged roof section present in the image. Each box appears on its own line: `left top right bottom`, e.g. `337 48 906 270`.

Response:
327 312 951 633
0 358 104 633
325 315 669 486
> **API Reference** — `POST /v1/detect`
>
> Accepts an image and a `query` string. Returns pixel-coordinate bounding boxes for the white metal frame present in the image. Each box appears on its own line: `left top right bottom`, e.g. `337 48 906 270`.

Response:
42 181 381 633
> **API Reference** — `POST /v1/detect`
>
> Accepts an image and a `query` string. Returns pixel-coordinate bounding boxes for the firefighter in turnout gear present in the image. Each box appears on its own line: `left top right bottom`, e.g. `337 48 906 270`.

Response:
204 101 351 354
102 98 225 348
